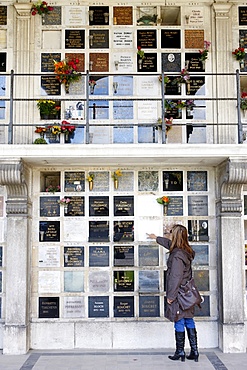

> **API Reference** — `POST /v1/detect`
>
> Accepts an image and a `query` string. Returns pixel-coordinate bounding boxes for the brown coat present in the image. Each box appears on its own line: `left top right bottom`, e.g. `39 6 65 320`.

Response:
156 236 195 322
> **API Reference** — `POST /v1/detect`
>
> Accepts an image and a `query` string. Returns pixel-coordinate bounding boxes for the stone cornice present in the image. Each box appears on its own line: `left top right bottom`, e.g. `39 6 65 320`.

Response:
14 3 32 17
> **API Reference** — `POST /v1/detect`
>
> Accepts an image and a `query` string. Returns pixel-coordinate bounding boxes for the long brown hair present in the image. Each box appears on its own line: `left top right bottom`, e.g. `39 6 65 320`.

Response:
169 224 193 256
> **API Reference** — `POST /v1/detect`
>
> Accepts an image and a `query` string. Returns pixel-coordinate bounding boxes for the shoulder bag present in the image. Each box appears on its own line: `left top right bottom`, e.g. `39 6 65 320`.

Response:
177 277 203 310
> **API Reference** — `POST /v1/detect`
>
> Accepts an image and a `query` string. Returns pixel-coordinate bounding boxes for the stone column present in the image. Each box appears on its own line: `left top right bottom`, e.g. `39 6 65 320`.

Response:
216 158 247 352
0 159 30 354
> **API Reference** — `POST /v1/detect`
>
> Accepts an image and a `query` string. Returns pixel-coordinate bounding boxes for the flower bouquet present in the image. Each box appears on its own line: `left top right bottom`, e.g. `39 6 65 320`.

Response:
31 1 53 16
241 92 247 112
172 69 190 85
199 40 211 61
46 184 60 193
54 58 81 93
137 46 145 59
156 196 170 205
89 79 97 94
158 75 170 84
36 99 61 119
232 47 246 61
60 120 76 134
156 118 173 132
57 198 71 205
112 169 122 189
47 124 61 135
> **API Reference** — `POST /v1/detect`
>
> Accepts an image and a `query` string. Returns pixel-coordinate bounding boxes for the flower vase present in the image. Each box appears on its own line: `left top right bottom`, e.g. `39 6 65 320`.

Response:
65 132 69 142
114 179 119 189
163 203 168 216
64 205 68 214
186 81 191 94
202 60 205 70
240 60 245 69
40 132 45 138
65 82 70 94
138 59 143 70
89 181 94 191
90 85 95 94
177 83 181 93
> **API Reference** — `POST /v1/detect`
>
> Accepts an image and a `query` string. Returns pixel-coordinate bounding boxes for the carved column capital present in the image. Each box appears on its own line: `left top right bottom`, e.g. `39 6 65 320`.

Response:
14 3 33 17
213 3 232 18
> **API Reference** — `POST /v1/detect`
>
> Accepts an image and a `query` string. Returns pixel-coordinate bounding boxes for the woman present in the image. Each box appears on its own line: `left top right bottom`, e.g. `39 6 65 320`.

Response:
147 224 199 362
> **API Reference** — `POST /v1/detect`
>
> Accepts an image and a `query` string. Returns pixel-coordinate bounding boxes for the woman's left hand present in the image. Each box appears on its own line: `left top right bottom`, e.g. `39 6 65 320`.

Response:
167 298 174 305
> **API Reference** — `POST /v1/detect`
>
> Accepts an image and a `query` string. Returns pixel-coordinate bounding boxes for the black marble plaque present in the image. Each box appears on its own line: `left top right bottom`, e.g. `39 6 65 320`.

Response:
167 196 183 216
89 30 109 49
194 295 210 316
42 6 61 25
161 30 180 49
0 53 6 72
139 270 159 292
192 245 209 265
89 246 109 266
64 246 84 267
0 6 7 25
64 172 85 192
65 196 84 217
137 30 157 48
39 221 60 242
139 296 160 317
114 296 134 317
165 77 181 95
89 221 109 242
88 296 109 317
89 196 109 216
186 77 205 95
113 220 134 242
139 53 157 72
194 270 209 291
41 76 61 95
41 53 61 72
40 196 60 217
185 53 204 72
165 101 182 119
187 171 207 191
114 271 134 291
39 297 59 318
114 196 134 216
65 30 85 49
188 196 208 216
239 7 247 26
162 53 181 72
163 171 183 191
89 6 109 26
188 220 209 242
239 30 247 48
114 245 134 266
139 245 159 266
0 246 2 267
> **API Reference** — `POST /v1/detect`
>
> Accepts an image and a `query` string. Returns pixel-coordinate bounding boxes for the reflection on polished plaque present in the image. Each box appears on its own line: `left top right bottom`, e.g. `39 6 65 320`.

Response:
194 295 210 316
41 76 61 95
114 296 134 317
65 196 85 217
40 196 60 217
64 172 85 192
0 271 2 292
161 30 180 48
114 245 134 266
188 196 208 216
113 220 134 242
139 296 160 317
64 271 84 292
0 246 2 267
89 221 109 242
113 127 133 144
65 30 85 49
186 77 205 95
114 196 134 216
113 101 133 120
162 53 181 72
139 270 159 292
42 6 61 25
39 297 59 318
89 196 109 216
64 246 84 267
64 297 84 318
89 271 109 292
138 171 159 191
187 171 207 191
188 220 209 242
139 245 159 266
192 245 208 265
167 196 183 216
114 270 134 291
165 77 181 95
194 270 209 291
39 221 60 242
89 296 109 317
163 171 183 191
89 246 109 267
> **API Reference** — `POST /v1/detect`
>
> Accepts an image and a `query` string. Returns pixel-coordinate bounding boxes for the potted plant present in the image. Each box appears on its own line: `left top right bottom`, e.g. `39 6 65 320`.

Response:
46 184 60 193
54 58 81 93
60 120 76 142
36 99 61 120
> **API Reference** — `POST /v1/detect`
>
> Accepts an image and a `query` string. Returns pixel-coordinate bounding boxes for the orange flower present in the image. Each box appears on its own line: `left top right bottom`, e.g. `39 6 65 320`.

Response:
162 196 170 204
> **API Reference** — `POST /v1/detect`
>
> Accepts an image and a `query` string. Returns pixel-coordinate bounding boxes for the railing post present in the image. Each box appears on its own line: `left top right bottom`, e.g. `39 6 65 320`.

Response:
236 69 243 144
85 70 90 144
161 72 166 144
8 70 14 144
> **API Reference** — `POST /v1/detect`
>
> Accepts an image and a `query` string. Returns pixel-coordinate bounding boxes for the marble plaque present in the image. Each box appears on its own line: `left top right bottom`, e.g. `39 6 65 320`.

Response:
89 271 109 291
138 100 157 120
139 245 159 266
112 76 133 95
161 30 180 48
0 6 7 25
0 271 2 292
239 7 247 26
39 221 60 242
40 196 60 217
139 53 157 72
194 270 209 291
64 246 84 267
187 8 204 26
64 297 85 318
114 196 134 216
39 297 59 318
113 101 133 120
89 246 109 267
188 220 209 242
65 30 85 49
138 171 159 191
187 171 207 191
89 171 109 192
185 30 204 49
89 221 109 242
0 297 1 318
114 271 134 291
89 6 109 26
186 77 205 95
42 6 61 25
139 296 160 317
39 271 60 293
137 30 157 48
64 271 84 292
113 30 133 48
39 245 60 267
239 30 247 48
113 53 134 72
89 75 108 95
136 76 158 97
114 296 134 317
188 196 208 216
139 270 159 292
114 245 134 266
194 295 209 316
0 246 2 267
113 220 134 242
185 53 203 72
167 196 183 216
89 53 109 72
192 245 209 265
64 6 86 26
65 53 84 72
64 219 87 242
41 76 61 96
113 127 134 144
0 196 4 217
112 171 134 192
89 196 109 216
88 296 109 317
113 6 133 25
162 53 181 72
89 99 109 119
64 172 85 192
41 53 61 72
163 171 183 191
89 30 109 49
65 196 84 217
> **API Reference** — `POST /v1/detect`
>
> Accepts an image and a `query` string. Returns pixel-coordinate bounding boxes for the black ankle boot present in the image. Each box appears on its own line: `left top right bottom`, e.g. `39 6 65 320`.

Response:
186 328 199 362
168 331 185 362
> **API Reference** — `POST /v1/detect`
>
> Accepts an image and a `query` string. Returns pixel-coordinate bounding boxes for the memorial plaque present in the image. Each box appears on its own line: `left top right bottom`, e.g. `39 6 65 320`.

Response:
163 171 183 191
45 131 60 144
89 221 109 242
88 296 109 317
0 196 3 217
89 30 109 49
167 196 183 216
39 221 60 242
0 7 7 25
65 30 85 49
65 52 84 72
185 53 204 72
41 76 61 95
113 6 133 25
0 271 2 292
113 30 133 48
41 53 61 72
194 270 209 291
0 52 6 72
39 297 59 318
185 30 204 49
139 296 159 317
139 53 157 72
65 6 86 26
64 246 84 267
139 270 159 292
39 245 60 267
187 171 207 191
64 297 84 318
89 271 109 291
114 245 134 266
0 246 2 267
89 246 109 267
89 171 109 192
138 171 159 192
188 220 209 241
194 295 210 316
113 76 133 95
64 271 84 292
113 127 133 144
139 245 159 266
113 101 133 120
89 75 108 95
0 297 1 318
42 6 61 25
114 296 134 317
89 53 109 72
165 77 181 95
239 7 247 26
192 245 209 265
239 30 247 48
137 30 157 49
188 196 208 216
186 77 205 95
39 271 60 293
64 172 85 192
114 271 134 291
161 30 180 49
162 53 181 72
89 196 109 216
89 6 109 26
40 196 60 217
65 196 84 217
113 220 134 242
114 196 134 216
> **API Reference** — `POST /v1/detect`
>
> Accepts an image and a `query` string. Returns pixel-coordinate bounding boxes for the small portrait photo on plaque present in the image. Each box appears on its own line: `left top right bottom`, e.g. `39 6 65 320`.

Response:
89 221 109 242
114 196 134 216
163 171 183 191
139 296 160 317
89 246 109 267
39 297 59 318
114 270 134 291
64 172 85 192
40 196 60 217
162 53 181 72
89 196 109 216
88 296 109 318
64 246 84 267
188 220 209 242
114 296 134 317
114 245 134 266
113 220 134 242
39 221 60 242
